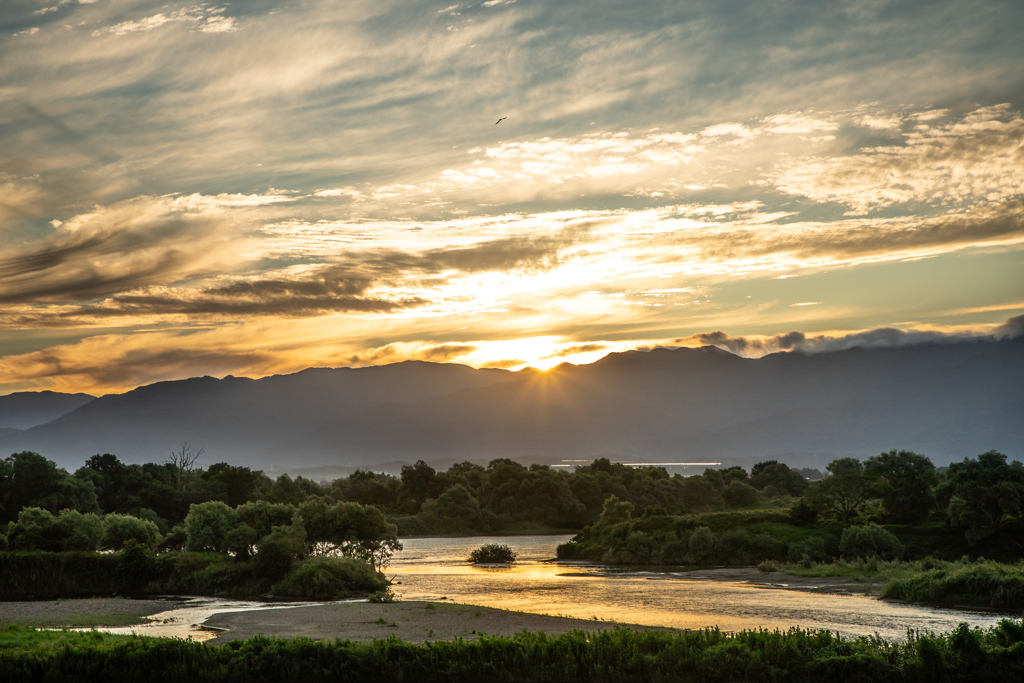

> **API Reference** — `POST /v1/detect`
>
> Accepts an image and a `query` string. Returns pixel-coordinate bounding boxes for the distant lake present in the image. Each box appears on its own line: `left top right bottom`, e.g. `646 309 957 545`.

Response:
392 535 1007 641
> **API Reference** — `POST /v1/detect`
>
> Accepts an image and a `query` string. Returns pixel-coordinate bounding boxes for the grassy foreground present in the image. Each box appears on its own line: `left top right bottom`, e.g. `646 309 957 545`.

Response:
3 621 1024 682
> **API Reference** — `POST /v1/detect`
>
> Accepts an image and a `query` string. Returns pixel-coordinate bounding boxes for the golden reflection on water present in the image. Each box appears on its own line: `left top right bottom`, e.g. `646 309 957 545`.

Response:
392 535 1005 640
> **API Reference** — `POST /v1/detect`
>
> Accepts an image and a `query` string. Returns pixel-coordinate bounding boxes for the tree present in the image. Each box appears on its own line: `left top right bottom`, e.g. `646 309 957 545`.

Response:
940 451 1024 544
750 461 808 497
598 495 633 525
839 524 904 560
722 480 759 508
863 450 937 523
814 458 873 522
201 463 267 508
255 524 306 578
166 442 203 492
6 507 103 551
101 513 161 551
0 452 98 523
400 460 437 509
235 500 295 540
688 526 716 565
297 498 402 570
184 501 237 552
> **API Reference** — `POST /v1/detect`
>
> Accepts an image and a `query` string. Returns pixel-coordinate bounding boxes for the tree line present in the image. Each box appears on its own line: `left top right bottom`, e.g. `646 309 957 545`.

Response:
3 448 1022 550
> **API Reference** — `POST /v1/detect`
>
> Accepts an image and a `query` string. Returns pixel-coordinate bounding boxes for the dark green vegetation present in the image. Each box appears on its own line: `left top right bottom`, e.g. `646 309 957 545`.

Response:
557 452 1024 587
4 620 1024 682
468 544 518 564
3 448 1023 604
0 451 401 599
0 550 384 601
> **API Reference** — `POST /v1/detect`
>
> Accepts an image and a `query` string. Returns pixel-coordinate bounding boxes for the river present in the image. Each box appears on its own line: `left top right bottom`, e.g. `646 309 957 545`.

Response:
101 534 1008 641
389 535 1008 640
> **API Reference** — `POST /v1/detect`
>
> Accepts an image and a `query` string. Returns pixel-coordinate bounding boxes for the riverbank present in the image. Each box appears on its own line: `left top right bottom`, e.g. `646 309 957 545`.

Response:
0 598 184 628
205 600 674 644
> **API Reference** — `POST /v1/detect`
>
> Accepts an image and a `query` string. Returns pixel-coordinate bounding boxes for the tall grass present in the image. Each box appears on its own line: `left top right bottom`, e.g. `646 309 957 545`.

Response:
2 621 1024 682
761 557 1024 610
882 560 1024 609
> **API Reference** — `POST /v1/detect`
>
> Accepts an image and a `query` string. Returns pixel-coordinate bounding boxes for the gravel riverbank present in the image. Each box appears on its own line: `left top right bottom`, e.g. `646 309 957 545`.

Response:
0 598 185 628
205 600 675 644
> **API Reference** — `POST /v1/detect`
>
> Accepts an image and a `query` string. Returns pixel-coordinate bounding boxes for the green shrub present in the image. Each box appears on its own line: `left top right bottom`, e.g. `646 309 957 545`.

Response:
0 551 121 599
6 508 104 552
102 513 161 551
184 502 238 553
274 556 386 600
840 523 904 560
255 524 306 578
158 525 187 552
369 586 398 603
468 543 518 563
722 480 759 508
883 561 1024 609
688 526 716 564
117 540 158 595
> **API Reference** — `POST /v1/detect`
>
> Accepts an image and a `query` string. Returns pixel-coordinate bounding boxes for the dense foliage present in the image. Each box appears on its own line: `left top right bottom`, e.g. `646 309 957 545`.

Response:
3 620 1024 683
3 449 1023 580
468 544 518 563
0 549 385 601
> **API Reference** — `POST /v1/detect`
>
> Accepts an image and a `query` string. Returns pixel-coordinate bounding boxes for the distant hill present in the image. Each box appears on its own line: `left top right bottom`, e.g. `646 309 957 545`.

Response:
0 339 1021 470
0 391 95 430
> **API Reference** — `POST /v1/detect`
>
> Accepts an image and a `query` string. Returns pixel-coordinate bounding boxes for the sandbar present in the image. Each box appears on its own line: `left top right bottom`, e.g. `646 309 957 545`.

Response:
205 600 675 644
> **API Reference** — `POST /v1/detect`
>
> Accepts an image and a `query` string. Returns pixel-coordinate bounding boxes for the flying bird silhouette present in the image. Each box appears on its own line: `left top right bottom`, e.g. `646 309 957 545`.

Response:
495 117 507 124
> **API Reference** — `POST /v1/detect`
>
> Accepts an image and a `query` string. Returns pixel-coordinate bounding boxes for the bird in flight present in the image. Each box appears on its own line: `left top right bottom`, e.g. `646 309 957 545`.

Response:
495 117 507 124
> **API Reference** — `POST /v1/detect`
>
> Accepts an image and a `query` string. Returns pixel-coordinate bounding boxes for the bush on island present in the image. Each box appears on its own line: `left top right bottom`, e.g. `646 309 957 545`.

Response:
468 544 517 563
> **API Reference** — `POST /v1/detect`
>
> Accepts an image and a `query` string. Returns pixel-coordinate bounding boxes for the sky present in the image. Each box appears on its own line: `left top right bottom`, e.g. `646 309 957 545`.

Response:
1 0 1022 396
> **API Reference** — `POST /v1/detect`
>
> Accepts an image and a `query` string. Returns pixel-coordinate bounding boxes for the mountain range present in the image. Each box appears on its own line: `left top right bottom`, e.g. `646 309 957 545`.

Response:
0 337 1021 471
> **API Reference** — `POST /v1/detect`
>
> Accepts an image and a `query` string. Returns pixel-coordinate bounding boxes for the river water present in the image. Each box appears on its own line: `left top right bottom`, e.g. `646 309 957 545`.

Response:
389 535 1008 641
101 534 1008 641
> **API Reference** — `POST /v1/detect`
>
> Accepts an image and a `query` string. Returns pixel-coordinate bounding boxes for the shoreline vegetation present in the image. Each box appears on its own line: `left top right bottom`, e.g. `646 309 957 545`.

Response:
2 448 1024 615
3 618 1024 682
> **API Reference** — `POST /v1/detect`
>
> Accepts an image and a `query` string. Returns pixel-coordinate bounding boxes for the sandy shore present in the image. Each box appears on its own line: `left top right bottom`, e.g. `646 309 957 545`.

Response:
205 601 675 644
0 598 185 628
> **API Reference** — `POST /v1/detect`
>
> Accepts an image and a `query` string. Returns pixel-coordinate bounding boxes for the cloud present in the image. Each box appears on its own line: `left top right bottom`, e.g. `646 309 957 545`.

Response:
94 5 237 37
674 314 1024 358
0 195 241 305
772 106 1024 212
994 314 1024 340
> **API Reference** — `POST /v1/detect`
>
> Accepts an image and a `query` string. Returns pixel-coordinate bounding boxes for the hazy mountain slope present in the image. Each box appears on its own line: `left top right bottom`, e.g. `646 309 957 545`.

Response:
0 391 96 430
312 338 1024 466
0 339 1020 469
0 362 514 467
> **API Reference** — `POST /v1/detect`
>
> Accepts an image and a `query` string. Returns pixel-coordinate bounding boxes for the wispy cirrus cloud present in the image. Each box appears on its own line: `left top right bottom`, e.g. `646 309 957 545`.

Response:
1 0 1022 394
